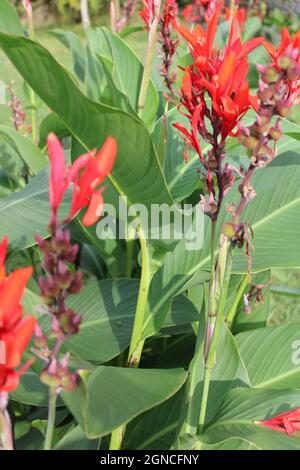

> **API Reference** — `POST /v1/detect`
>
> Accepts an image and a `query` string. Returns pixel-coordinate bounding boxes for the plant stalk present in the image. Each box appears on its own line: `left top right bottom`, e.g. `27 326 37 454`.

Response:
198 236 232 433
127 228 151 367
109 226 151 450
44 387 57 450
225 274 249 328
138 19 159 117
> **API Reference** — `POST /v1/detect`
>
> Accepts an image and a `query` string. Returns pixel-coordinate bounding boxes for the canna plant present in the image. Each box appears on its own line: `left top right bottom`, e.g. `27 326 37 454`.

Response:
0 0 300 452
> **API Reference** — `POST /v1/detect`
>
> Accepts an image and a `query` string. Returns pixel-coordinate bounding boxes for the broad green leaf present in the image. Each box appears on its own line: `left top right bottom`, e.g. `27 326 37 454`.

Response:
178 322 249 436
175 434 259 450
50 29 86 82
236 323 300 389
38 113 69 150
231 270 271 334
0 171 70 249
62 366 187 438
11 371 49 406
203 388 300 450
0 0 23 35
0 32 172 213
54 425 100 450
142 150 300 338
124 391 183 450
86 27 158 127
271 285 300 298
62 278 199 362
0 125 47 174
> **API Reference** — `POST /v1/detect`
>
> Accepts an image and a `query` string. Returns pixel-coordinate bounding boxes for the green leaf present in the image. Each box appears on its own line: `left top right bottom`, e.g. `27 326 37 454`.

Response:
62 366 187 438
203 388 300 450
231 270 271 334
49 29 86 82
11 371 49 406
54 425 100 450
0 32 172 213
236 323 300 389
0 0 23 35
86 27 159 127
0 171 70 249
124 391 183 450
38 113 69 150
178 322 249 435
62 278 199 362
0 125 47 174
142 150 300 338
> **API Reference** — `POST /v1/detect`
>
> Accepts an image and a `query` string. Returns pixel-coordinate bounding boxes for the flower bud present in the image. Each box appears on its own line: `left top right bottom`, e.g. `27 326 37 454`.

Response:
262 67 280 84
278 55 293 70
244 136 258 150
269 127 282 141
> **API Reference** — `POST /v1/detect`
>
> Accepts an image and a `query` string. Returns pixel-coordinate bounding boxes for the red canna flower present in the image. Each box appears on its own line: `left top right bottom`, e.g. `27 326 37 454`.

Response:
257 407 300 434
139 0 161 28
47 133 117 228
174 6 263 220
0 237 36 393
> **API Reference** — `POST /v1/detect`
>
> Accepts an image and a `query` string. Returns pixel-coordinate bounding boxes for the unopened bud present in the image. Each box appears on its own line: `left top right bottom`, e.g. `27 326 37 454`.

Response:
262 67 280 84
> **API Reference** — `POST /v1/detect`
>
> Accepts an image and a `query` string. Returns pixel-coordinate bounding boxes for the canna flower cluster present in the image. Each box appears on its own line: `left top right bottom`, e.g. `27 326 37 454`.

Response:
158 0 179 96
34 133 117 393
174 7 263 220
48 133 117 229
234 28 300 223
0 237 36 393
139 0 161 28
257 407 300 434
182 0 220 24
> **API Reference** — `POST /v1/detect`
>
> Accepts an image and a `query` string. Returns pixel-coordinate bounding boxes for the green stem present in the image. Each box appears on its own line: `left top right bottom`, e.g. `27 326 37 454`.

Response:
109 227 151 450
109 425 124 450
127 228 151 367
126 239 135 278
28 14 37 143
44 388 57 450
198 237 232 433
138 19 159 117
225 274 248 328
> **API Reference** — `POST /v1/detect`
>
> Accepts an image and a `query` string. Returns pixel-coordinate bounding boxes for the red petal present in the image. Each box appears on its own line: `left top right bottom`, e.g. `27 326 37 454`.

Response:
82 191 104 227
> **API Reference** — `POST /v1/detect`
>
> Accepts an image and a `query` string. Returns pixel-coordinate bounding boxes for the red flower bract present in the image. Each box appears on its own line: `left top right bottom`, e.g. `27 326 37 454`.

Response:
139 0 160 28
47 133 117 228
175 6 263 143
0 237 36 393
257 407 300 434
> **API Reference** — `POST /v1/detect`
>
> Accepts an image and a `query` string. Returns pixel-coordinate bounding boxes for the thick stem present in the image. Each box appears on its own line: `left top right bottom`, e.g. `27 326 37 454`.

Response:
80 0 91 28
226 274 248 328
138 19 159 117
109 425 124 450
109 227 150 450
28 15 37 143
126 239 135 278
127 229 151 367
198 237 232 433
44 388 57 450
